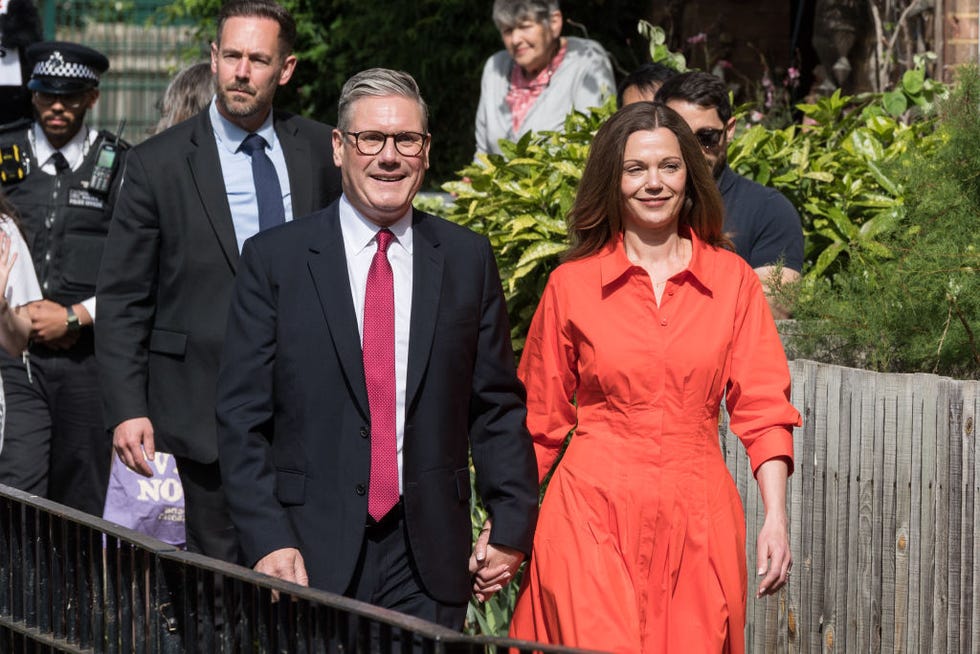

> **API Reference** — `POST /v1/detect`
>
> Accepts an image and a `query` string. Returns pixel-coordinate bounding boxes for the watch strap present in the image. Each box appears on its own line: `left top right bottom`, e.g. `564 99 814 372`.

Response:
65 305 81 333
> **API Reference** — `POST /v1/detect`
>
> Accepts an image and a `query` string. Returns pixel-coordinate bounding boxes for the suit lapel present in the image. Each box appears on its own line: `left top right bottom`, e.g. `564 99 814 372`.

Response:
406 211 443 410
307 205 370 418
188 111 239 272
276 113 314 217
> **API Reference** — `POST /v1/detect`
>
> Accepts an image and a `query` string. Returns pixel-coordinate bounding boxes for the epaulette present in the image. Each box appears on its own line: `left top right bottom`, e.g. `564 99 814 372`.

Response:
0 119 32 186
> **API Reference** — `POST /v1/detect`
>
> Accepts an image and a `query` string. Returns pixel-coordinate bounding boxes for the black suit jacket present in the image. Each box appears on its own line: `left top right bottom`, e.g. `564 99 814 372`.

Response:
215 202 538 604
96 108 342 463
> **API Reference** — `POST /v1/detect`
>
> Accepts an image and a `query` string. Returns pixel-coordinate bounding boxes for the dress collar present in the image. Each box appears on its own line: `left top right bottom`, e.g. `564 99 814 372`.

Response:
598 227 715 296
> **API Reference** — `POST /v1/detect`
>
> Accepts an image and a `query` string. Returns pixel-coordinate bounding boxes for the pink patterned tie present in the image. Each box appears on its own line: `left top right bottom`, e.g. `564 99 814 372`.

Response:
364 229 399 521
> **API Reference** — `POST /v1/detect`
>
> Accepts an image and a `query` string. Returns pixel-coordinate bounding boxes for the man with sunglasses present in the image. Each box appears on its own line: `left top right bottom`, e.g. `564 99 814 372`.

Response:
97 0 341 563
656 71 804 318
0 41 124 515
215 68 537 629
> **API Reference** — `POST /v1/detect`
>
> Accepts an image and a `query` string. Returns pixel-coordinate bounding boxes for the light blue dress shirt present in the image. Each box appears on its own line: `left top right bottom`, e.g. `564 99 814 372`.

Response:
209 99 294 252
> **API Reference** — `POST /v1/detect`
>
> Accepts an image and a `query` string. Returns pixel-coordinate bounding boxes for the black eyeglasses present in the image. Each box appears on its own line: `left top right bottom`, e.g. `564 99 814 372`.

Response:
33 91 89 111
344 131 428 156
694 128 725 152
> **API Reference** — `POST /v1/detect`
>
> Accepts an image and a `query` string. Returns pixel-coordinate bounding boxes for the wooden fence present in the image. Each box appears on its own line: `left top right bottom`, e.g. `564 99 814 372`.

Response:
724 359 979 653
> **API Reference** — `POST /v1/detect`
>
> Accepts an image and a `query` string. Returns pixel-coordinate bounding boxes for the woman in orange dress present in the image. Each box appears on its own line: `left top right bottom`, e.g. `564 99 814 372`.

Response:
508 102 802 653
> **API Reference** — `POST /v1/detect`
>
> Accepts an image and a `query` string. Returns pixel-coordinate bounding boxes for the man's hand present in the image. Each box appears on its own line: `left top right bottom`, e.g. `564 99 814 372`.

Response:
27 299 72 344
255 547 309 600
468 519 525 602
113 417 156 477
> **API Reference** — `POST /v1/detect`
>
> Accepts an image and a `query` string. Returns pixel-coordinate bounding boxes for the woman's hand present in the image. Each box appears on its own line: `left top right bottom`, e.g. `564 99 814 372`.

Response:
755 509 791 597
754 457 792 598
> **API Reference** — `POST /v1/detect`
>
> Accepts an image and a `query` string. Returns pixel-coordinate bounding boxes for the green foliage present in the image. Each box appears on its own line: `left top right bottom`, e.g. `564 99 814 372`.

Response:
791 66 980 377
637 20 686 72
728 57 945 281
443 99 616 353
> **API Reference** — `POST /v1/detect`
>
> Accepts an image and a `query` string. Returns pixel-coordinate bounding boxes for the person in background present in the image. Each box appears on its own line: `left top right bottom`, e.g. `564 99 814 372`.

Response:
0 0 42 126
155 61 213 133
0 190 41 460
215 68 537 629
655 71 804 318
508 102 800 652
97 0 341 564
0 191 39 357
616 61 677 107
474 0 614 156
0 41 125 516
99 61 215 548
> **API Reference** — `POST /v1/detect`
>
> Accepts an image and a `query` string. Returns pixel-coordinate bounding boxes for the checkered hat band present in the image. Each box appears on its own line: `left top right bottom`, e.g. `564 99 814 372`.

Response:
32 52 99 82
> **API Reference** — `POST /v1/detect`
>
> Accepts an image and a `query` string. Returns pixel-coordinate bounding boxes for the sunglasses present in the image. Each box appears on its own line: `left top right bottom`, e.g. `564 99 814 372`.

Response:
694 128 725 151
33 91 90 111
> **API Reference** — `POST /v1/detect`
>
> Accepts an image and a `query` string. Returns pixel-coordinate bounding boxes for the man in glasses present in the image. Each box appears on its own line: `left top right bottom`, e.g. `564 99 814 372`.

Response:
215 68 537 629
97 0 341 563
656 71 804 318
0 41 125 515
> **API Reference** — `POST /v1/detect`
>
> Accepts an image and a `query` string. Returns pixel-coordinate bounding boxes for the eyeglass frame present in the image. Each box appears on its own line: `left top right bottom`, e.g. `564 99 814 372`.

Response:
343 130 429 157
32 91 92 111
694 127 726 152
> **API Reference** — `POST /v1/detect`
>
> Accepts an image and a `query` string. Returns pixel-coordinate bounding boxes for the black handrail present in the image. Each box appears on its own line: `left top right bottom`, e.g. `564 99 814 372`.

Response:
0 484 593 653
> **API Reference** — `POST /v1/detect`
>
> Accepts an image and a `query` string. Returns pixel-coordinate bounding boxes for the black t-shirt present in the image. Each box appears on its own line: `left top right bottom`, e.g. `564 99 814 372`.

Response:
718 165 804 272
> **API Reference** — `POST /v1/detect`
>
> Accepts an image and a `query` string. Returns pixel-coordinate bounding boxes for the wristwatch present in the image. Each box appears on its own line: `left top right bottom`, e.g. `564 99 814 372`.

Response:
65 305 81 333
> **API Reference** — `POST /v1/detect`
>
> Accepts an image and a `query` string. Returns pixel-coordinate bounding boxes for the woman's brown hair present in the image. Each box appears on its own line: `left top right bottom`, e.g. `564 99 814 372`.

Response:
564 101 730 261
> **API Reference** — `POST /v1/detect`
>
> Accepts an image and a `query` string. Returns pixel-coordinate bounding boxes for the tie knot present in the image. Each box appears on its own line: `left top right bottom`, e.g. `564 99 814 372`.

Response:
375 229 394 253
240 133 268 155
51 151 70 172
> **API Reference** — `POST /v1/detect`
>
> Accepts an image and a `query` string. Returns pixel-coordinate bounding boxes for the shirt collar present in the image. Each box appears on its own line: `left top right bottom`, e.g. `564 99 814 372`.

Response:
32 122 89 169
338 194 414 256
209 98 278 155
598 227 715 296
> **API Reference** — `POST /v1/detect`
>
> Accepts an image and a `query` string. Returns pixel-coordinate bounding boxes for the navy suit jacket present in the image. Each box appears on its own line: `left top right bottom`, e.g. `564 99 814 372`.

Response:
215 201 538 604
97 108 342 463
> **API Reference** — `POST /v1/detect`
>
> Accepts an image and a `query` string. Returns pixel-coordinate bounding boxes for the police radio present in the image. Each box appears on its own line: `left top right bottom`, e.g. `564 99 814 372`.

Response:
88 119 125 195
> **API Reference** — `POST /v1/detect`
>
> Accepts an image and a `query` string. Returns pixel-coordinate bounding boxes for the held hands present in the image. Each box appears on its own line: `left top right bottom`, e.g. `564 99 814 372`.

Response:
27 299 78 349
468 519 525 603
755 510 792 598
113 417 156 477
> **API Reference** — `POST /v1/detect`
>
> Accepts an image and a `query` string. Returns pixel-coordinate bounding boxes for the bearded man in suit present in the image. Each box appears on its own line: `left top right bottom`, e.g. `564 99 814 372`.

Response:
96 0 341 562
215 67 538 628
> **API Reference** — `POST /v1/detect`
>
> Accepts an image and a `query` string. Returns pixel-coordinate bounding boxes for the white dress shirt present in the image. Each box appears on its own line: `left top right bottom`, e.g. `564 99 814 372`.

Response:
338 194 413 494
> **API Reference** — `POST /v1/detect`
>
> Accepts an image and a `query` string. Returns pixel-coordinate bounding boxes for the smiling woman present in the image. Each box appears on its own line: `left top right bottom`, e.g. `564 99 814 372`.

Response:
473 0 615 157
508 102 801 652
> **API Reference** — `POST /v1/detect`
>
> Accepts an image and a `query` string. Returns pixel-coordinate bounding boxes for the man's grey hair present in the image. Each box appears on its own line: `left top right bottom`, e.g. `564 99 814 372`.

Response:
337 68 429 132
492 0 560 31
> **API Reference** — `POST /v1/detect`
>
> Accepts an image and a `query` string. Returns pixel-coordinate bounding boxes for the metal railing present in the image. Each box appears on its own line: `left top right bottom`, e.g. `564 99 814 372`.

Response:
0 485 588 653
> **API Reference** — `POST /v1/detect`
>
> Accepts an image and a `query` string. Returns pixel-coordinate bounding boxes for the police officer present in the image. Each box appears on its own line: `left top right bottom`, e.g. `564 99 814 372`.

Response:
0 41 125 515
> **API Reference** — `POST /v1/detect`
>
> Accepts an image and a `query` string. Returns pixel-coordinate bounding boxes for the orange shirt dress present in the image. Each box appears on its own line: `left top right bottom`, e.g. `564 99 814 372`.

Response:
508 232 801 653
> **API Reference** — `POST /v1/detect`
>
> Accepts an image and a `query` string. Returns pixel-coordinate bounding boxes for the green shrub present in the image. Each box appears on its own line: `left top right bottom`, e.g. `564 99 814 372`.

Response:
728 57 945 281
442 99 616 354
791 66 980 377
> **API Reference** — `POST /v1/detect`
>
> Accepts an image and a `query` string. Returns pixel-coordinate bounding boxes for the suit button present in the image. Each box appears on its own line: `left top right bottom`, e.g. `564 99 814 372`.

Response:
355 484 366 496
359 426 369 439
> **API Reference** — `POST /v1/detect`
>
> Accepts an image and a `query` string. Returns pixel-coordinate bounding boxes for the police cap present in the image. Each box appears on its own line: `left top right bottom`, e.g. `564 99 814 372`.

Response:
26 41 110 94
